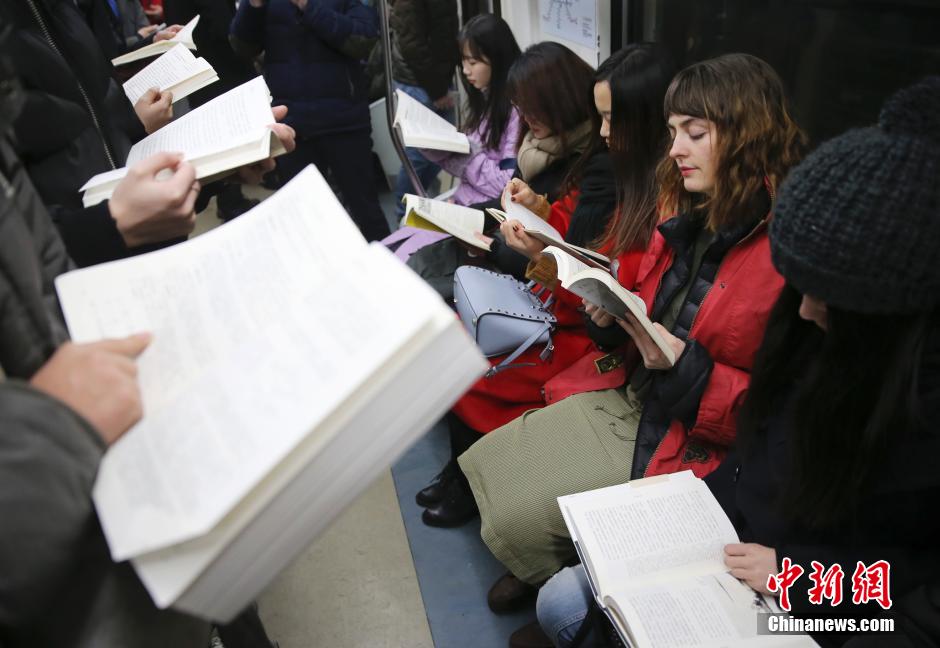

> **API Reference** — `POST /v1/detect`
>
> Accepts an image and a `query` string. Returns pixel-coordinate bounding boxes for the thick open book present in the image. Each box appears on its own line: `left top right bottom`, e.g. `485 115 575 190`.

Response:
393 88 469 154
539 245 675 365
402 194 489 251
559 473 817 648
112 15 200 66
485 197 610 270
123 43 218 105
55 165 487 621
80 76 286 207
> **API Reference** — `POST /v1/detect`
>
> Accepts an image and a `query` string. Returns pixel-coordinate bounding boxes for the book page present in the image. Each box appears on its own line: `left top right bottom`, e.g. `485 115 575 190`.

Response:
403 195 488 250
110 15 199 66
123 44 215 105
56 165 434 561
126 75 274 165
561 474 739 596
171 14 199 47
548 251 674 365
611 572 813 648
394 89 468 152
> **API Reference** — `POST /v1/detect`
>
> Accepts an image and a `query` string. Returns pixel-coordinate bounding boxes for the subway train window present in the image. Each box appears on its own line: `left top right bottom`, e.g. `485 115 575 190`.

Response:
632 0 940 142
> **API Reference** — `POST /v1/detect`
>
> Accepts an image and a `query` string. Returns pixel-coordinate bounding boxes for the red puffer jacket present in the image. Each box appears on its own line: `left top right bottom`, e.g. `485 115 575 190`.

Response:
627 217 784 479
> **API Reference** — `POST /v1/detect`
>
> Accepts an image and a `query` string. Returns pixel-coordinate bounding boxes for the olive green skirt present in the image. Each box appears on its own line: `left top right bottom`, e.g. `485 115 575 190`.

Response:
458 388 642 585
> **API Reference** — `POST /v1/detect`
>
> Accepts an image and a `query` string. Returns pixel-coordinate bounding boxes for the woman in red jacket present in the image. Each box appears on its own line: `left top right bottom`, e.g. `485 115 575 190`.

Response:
457 53 808 616
419 44 677 528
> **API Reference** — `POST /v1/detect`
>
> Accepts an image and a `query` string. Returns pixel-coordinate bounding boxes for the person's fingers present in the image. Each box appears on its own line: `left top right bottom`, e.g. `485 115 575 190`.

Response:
271 105 288 121
133 151 184 177
164 162 198 203
108 353 140 378
95 332 153 358
728 568 751 580
178 180 201 215
724 543 749 556
140 87 159 103
158 90 173 108
724 555 751 569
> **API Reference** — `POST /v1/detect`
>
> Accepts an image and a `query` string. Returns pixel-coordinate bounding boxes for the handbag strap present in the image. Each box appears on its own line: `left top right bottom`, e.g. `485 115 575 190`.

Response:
527 280 557 311
485 322 554 378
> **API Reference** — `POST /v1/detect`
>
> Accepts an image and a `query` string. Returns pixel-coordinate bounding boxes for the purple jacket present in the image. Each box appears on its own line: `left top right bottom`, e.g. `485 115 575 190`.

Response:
422 108 521 206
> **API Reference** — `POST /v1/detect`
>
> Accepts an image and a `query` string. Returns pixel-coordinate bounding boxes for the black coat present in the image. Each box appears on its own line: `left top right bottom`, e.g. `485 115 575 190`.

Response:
2 0 172 267
706 316 940 646
389 0 458 101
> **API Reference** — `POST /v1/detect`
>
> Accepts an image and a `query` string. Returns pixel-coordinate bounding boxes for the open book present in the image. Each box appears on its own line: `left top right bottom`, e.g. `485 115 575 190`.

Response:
55 165 488 621
112 15 200 66
393 88 469 154
539 245 675 365
559 473 817 648
123 43 218 105
485 196 610 269
80 76 286 207
402 194 489 251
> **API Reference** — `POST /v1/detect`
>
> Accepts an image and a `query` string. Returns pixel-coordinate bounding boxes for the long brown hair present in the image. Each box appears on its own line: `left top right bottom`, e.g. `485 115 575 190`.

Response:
506 41 597 156
656 54 807 230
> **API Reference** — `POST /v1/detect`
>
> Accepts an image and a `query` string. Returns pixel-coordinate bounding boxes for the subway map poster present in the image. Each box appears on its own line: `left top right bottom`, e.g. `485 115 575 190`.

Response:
539 0 597 50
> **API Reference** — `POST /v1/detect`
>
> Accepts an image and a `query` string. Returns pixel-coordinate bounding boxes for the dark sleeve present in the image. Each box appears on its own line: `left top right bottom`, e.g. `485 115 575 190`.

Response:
586 315 629 350
655 339 714 428
48 201 129 268
486 234 529 281
300 0 379 57
0 382 104 628
229 0 267 58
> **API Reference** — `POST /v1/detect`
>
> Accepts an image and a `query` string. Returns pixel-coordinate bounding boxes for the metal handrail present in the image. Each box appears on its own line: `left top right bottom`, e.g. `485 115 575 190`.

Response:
377 0 426 197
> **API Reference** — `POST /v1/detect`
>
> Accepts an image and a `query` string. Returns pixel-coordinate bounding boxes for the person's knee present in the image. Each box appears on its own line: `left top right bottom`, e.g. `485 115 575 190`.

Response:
537 566 594 648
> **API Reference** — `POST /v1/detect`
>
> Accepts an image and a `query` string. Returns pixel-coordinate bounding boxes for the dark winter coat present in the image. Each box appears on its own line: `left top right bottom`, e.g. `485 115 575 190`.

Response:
706 316 940 645
230 0 379 137
1 0 187 267
389 0 458 101
0 121 209 646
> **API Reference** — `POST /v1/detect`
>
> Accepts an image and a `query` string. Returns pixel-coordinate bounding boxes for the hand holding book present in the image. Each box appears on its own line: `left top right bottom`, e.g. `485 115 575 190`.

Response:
617 314 686 370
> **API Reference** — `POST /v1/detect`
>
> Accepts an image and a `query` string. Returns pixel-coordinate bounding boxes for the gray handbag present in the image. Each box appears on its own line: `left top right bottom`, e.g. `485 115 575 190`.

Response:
453 265 556 378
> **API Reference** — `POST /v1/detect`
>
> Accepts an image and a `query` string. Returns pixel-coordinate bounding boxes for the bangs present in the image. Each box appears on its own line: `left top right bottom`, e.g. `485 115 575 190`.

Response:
458 36 486 62
663 69 713 123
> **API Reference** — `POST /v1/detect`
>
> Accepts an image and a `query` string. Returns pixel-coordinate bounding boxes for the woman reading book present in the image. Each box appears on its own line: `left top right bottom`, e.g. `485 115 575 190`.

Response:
416 14 521 206
456 54 808 632
536 76 940 648
418 44 676 530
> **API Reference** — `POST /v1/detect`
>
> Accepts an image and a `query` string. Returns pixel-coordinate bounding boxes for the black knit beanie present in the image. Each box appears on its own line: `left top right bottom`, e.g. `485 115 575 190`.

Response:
770 76 940 314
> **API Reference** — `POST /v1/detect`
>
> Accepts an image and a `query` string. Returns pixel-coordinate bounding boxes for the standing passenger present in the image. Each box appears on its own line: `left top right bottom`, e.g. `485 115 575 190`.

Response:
231 0 391 241
389 0 459 213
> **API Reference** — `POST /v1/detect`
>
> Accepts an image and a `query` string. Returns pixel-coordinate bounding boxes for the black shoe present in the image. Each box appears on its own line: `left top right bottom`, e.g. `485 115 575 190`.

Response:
217 196 260 222
421 474 478 528
415 459 459 507
508 621 553 648
488 571 537 614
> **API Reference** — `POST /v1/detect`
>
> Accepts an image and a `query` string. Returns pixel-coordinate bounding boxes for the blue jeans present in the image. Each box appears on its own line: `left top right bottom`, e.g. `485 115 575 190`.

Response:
393 82 455 216
537 566 599 647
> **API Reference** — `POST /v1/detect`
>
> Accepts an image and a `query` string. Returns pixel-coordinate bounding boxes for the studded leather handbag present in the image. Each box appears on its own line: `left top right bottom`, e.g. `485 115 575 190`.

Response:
453 266 556 378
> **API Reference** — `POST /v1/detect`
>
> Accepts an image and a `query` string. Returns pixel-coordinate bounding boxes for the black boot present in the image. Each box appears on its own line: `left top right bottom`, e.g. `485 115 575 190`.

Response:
416 414 482 507
415 458 459 507
421 468 479 528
